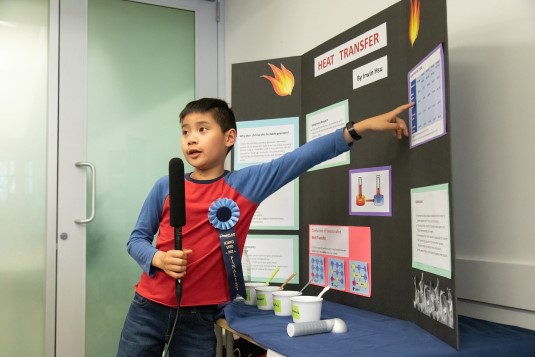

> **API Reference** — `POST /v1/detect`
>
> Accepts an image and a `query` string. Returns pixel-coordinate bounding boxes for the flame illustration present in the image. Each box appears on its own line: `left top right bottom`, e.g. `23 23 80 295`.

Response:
261 63 295 96
409 0 421 46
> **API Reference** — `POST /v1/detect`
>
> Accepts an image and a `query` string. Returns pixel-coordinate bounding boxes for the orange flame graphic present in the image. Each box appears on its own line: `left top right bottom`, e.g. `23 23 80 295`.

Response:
261 63 295 96
409 0 421 46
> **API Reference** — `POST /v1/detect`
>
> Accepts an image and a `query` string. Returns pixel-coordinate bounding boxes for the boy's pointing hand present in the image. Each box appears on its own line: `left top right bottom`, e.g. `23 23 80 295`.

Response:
350 102 414 141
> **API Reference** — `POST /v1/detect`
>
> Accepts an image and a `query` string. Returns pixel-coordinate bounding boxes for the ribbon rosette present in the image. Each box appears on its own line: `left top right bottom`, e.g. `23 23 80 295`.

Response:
208 198 240 231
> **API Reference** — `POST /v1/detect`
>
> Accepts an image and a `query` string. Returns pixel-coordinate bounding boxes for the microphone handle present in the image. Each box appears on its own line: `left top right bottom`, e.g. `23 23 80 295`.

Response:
174 226 183 305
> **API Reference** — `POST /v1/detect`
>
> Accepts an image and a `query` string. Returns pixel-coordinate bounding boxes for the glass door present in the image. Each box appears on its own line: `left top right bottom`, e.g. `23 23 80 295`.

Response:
56 1 220 356
0 0 50 356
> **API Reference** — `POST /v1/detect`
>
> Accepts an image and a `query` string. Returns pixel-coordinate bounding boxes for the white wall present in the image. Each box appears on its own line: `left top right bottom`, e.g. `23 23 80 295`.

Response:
224 0 535 329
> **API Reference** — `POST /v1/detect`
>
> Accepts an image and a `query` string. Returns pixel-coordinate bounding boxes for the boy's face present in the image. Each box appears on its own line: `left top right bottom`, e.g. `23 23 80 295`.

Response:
181 112 236 173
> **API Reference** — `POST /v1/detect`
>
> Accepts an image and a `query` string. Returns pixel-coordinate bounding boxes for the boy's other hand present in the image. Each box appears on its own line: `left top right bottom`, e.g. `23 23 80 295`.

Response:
352 103 414 140
153 249 193 279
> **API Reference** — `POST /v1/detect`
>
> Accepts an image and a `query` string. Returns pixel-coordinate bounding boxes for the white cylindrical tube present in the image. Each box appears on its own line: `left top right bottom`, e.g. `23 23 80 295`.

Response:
287 319 335 337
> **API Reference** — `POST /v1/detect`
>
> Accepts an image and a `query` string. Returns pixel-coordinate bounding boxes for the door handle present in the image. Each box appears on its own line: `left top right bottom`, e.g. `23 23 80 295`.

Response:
74 161 96 224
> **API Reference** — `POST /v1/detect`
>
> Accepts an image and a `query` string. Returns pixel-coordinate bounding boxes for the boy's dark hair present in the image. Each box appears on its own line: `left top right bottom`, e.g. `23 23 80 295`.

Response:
179 98 237 134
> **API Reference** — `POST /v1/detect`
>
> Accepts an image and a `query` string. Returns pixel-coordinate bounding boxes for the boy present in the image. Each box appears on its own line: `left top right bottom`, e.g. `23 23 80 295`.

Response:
117 98 412 356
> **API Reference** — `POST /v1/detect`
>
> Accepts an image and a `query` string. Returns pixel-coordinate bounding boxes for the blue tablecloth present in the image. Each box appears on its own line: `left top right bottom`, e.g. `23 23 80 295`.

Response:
223 300 535 356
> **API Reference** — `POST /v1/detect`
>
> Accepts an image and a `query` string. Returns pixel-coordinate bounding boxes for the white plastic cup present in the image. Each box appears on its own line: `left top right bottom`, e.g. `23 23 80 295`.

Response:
255 286 280 310
272 290 301 316
244 282 267 305
244 283 267 305
290 296 323 322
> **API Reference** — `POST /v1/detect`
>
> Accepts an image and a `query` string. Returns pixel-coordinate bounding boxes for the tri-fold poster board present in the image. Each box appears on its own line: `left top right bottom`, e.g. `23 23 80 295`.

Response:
231 0 457 348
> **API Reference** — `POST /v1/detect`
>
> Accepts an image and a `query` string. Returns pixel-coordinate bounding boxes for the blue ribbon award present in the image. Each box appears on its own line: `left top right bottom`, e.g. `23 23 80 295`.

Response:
208 198 246 299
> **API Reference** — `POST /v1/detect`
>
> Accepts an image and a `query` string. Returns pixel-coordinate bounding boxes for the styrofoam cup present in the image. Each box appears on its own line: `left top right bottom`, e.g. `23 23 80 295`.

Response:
244 282 267 305
290 296 323 322
255 286 280 310
272 290 301 316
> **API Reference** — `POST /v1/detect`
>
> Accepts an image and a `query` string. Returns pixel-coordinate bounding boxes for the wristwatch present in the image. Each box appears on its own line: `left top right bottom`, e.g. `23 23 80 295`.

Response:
345 121 362 141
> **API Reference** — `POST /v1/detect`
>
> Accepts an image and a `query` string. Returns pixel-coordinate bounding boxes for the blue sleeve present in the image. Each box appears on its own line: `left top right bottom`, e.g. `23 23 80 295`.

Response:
227 128 351 204
126 176 168 276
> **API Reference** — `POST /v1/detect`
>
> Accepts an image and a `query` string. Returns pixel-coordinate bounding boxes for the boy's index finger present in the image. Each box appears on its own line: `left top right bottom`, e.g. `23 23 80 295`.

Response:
395 102 415 114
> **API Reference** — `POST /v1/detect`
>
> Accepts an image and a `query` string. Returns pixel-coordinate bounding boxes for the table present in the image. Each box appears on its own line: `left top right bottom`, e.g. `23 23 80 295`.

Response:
216 300 535 356
215 318 267 357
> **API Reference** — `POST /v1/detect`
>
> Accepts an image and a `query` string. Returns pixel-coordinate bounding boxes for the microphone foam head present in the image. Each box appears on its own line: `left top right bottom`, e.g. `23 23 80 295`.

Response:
168 158 186 226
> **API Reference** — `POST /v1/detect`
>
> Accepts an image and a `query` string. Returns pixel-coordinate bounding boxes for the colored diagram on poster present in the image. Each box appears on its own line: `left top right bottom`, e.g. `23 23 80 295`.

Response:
309 224 371 297
328 257 346 290
408 44 446 148
310 255 325 285
350 260 370 295
349 166 392 216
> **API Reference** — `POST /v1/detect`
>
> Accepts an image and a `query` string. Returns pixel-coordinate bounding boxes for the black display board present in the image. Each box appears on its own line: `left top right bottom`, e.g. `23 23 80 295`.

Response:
231 0 457 348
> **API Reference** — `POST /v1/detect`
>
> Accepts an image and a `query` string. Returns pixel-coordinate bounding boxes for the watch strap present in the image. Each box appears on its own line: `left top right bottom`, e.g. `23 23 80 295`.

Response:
345 121 362 141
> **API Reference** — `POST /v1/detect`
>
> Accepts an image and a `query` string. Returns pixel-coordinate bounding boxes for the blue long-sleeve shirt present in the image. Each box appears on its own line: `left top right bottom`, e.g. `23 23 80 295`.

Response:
127 128 351 306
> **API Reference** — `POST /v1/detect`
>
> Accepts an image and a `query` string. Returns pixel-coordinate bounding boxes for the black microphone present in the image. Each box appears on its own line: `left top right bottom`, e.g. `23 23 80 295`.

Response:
169 158 186 306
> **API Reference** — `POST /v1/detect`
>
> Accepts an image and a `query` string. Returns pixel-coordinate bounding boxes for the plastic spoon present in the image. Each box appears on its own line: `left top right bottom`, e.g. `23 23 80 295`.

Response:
317 286 330 299
298 280 312 294
278 272 297 290
264 267 280 285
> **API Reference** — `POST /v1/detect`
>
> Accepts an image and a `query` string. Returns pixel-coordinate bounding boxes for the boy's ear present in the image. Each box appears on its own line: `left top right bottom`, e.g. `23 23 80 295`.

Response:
225 128 237 148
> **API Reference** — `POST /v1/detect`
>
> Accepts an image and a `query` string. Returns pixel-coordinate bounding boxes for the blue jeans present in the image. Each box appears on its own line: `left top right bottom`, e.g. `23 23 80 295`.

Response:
117 292 224 357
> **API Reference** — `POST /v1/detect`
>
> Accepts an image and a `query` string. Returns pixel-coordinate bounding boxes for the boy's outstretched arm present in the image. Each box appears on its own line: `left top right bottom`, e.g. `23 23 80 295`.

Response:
344 103 414 143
